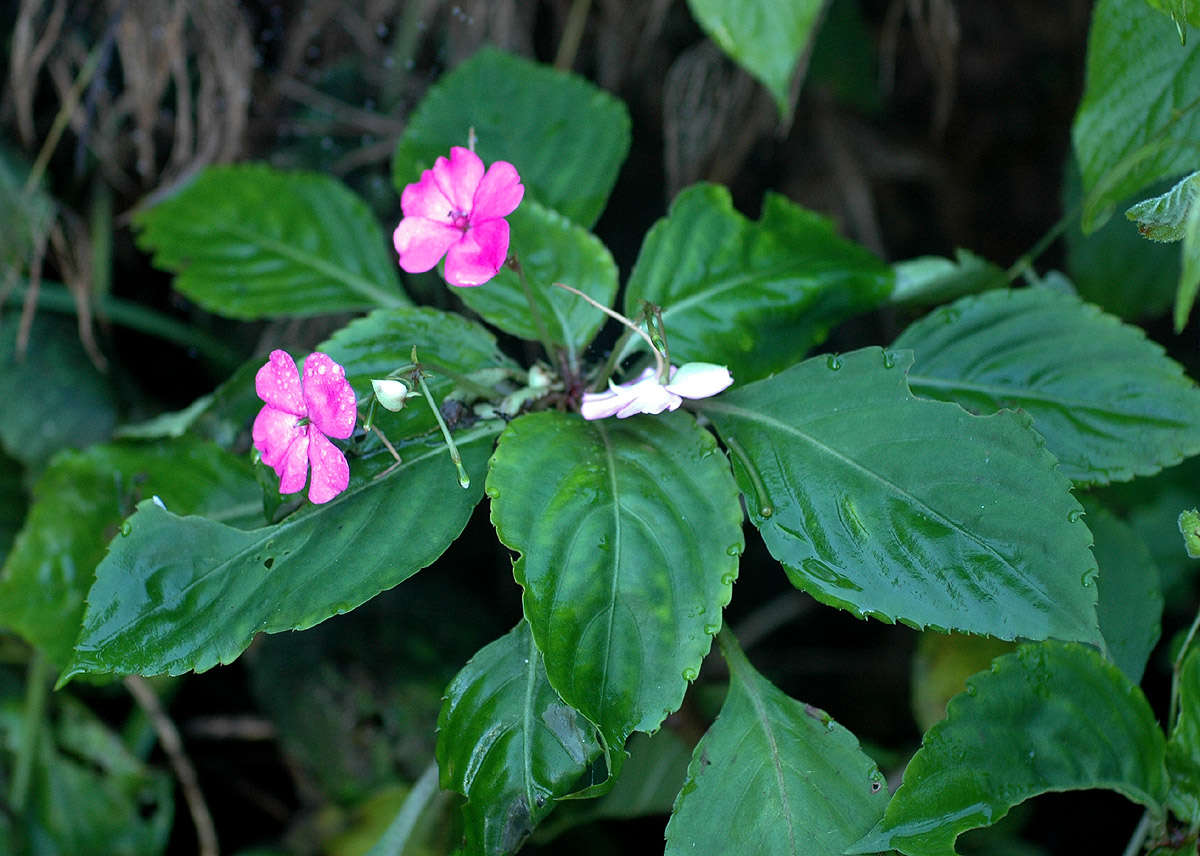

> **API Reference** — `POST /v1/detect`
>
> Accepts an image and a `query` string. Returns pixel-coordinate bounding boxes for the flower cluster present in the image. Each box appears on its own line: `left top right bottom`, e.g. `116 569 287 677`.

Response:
252 350 357 504
393 146 524 287
581 363 734 420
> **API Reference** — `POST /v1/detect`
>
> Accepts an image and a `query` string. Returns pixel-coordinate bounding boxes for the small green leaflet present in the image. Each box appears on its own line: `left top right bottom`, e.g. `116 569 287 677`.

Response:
1126 170 1200 241
1180 509 1200 557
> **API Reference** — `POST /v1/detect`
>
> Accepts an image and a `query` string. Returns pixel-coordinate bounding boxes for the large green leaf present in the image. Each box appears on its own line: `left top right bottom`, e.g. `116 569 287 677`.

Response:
849 642 1168 855
1145 0 1200 42
135 164 408 319
0 312 115 470
318 306 519 443
60 426 498 681
1084 499 1162 684
392 47 630 229
664 632 887 856
438 620 603 855
1167 646 1200 823
623 184 893 383
684 0 824 117
486 411 744 750
0 439 260 670
1073 0 1200 231
893 287 1200 485
700 347 1101 643
453 199 618 368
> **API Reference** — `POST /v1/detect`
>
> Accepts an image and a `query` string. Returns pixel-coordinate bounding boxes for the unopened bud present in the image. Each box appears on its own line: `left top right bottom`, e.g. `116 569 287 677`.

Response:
372 378 410 411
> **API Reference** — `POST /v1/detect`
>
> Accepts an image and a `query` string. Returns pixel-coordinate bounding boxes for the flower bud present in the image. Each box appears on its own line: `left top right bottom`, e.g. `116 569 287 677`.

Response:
372 378 410 412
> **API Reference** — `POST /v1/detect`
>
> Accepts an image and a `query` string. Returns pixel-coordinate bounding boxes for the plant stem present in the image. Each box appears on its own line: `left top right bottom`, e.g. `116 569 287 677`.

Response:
554 0 592 70
511 258 560 366
5 281 243 371
414 353 471 489
552 281 664 379
10 652 50 813
420 355 506 400
1005 207 1075 283
592 325 639 391
366 761 440 856
1171 609 1200 729
1120 810 1152 856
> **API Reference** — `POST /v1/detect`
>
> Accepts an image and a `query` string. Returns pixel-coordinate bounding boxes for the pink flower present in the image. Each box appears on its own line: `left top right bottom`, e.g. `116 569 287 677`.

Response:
252 350 358 504
580 363 734 420
393 146 524 287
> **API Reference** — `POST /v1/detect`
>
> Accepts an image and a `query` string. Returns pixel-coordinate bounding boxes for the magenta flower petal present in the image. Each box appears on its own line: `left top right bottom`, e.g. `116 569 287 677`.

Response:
665 363 734 399
472 161 524 221
307 429 350 504
302 353 357 439
394 217 462 274
277 430 311 495
252 406 303 471
431 147 484 213
400 174 455 222
255 350 305 415
443 218 510 287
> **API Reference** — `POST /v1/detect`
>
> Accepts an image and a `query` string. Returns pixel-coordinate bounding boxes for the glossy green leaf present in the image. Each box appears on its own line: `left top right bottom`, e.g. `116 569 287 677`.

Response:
392 47 630 228
0 312 115 470
1145 0 1200 42
453 199 618 366
135 164 408 319
318 306 519 444
61 426 498 680
895 287 1200 485
1083 500 1162 684
849 642 1168 856
1127 169 1200 241
1073 0 1200 231
1167 647 1200 823
623 184 892 383
0 439 259 670
438 620 603 855
701 347 1101 643
684 0 824 117
1 692 173 855
486 411 743 750
889 249 1007 307
665 632 887 856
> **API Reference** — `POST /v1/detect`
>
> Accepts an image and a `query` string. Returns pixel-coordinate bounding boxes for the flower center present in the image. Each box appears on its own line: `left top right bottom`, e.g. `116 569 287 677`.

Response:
449 209 470 232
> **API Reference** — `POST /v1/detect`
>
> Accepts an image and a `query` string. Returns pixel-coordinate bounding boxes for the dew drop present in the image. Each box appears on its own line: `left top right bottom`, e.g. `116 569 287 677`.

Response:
826 354 842 371
882 350 896 368
1080 568 1097 588
703 623 720 635
681 667 698 681
725 544 741 557
758 505 773 518
965 685 978 697
119 519 132 536
720 571 736 585
1067 508 1083 523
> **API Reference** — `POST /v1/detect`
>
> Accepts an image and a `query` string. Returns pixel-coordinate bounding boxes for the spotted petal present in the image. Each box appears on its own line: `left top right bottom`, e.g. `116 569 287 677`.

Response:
302 352 357 439
252 405 305 472
276 430 310 495
255 350 304 415
306 429 349 504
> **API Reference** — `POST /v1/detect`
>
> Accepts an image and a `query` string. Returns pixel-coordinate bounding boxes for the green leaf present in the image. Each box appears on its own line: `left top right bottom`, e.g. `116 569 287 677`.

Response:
894 286 1200 485
701 347 1101 644
849 642 1169 856
665 632 887 856
61 426 498 680
0 312 115 470
684 0 824 117
486 411 744 750
392 47 630 228
318 307 520 443
1167 647 1200 823
623 184 893 383
1127 169 1200 241
135 164 408 319
438 620 603 855
452 199 618 366
1073 0 1200 232
1180 508 1200 557
1145 0 1200 43
0 439 259 670
1083 499 1162 684
889 249 1007 307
